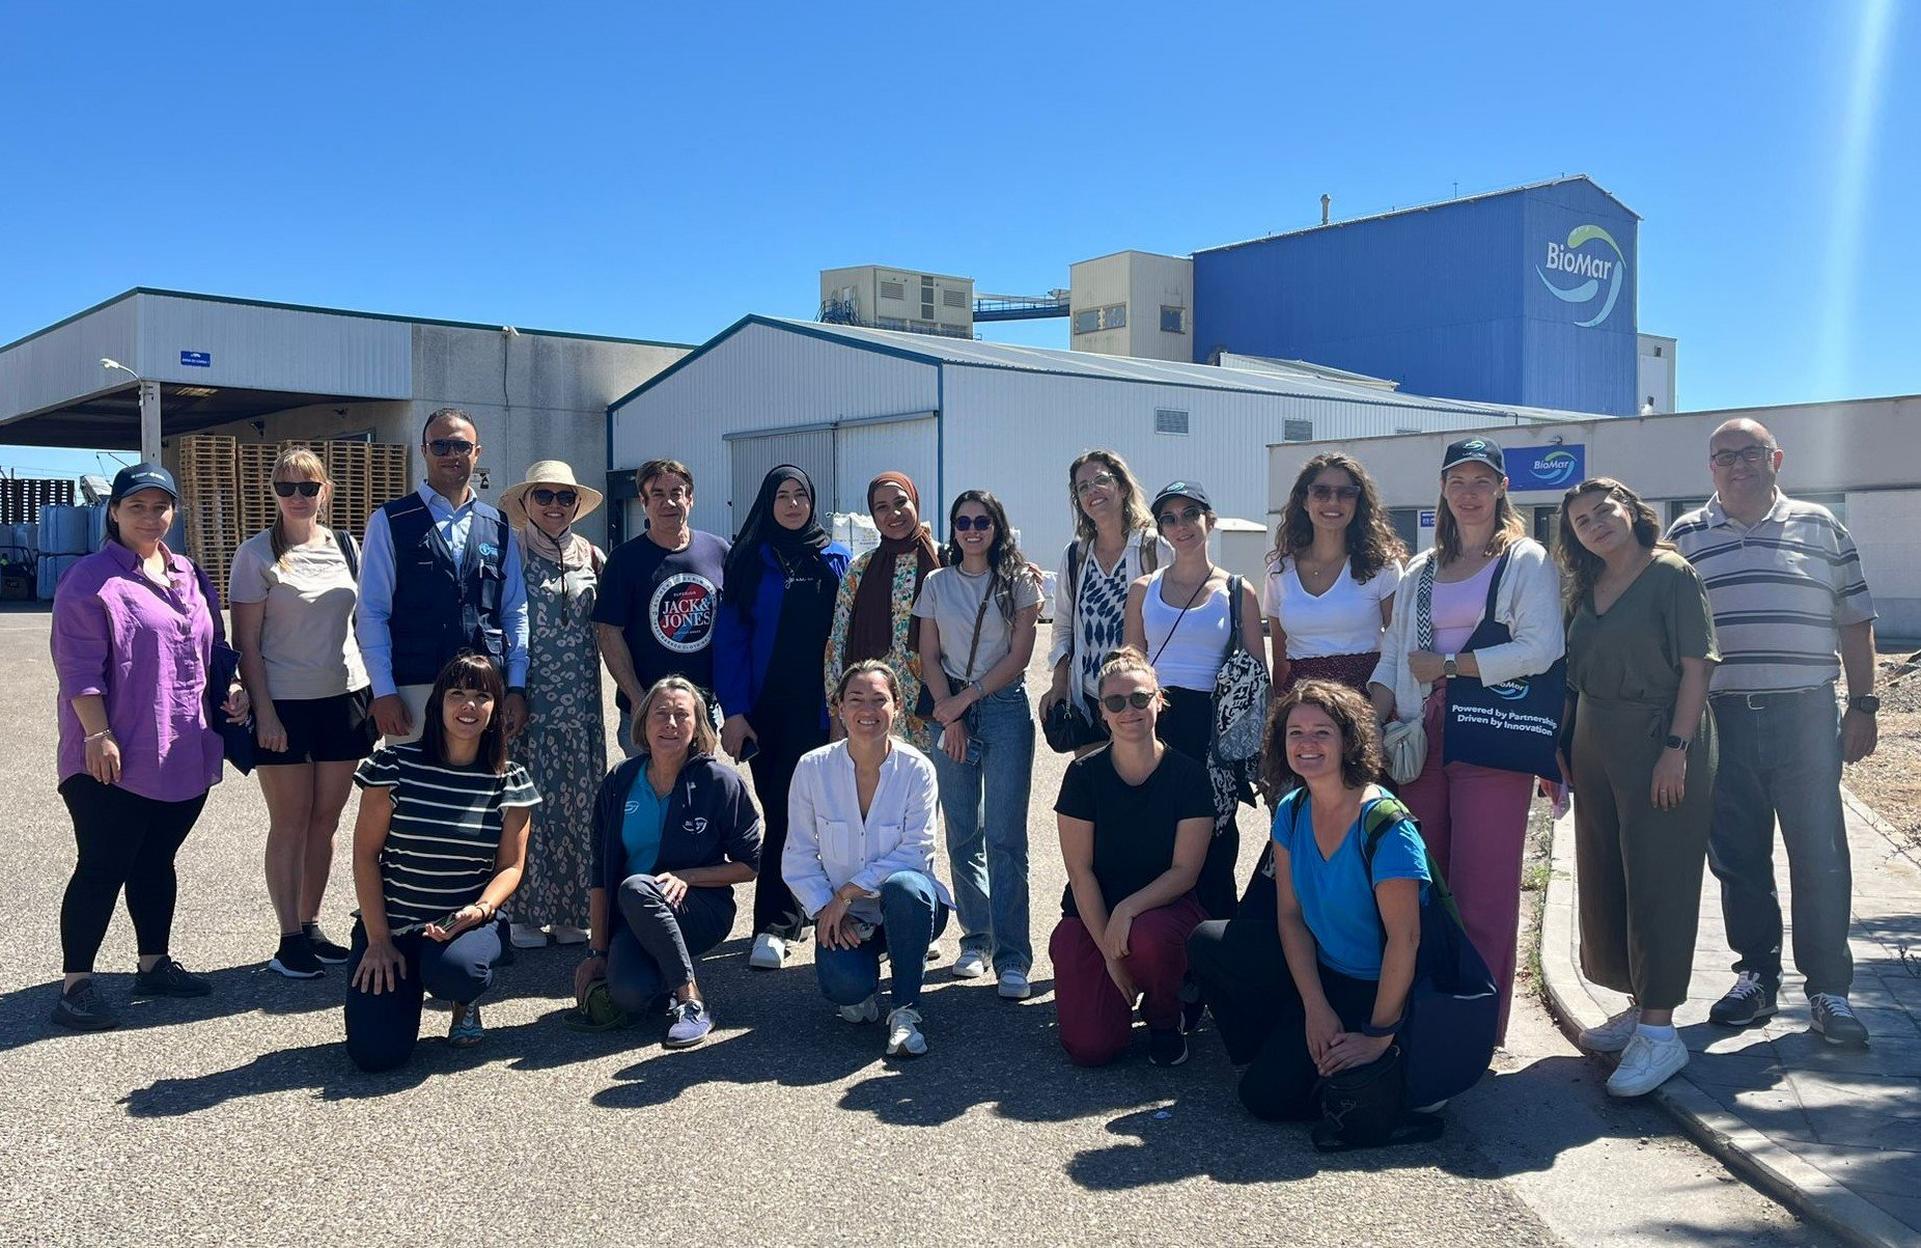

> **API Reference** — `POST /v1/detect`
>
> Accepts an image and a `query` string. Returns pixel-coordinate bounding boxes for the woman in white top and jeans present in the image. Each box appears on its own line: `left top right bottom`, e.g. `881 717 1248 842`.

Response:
1266 453 1405 698
1040 450 1165 756
1124 480 1265 919
1370 437 1564 1043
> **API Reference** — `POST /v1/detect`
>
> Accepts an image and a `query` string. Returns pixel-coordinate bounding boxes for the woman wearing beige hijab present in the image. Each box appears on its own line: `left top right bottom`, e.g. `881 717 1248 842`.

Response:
500 461 608 947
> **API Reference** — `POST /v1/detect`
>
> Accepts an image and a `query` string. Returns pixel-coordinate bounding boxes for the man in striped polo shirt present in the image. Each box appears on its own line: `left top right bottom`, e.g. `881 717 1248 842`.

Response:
1668 417 1876 1048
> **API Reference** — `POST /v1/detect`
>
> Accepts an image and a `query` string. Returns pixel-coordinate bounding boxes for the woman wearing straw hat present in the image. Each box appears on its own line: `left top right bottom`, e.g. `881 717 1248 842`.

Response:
500 461 608 948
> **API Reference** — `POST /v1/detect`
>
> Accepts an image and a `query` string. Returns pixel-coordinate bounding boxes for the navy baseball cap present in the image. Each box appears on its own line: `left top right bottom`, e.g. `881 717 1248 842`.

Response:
109 462 180 503
1151 479 1213 515
1440 437 1505 475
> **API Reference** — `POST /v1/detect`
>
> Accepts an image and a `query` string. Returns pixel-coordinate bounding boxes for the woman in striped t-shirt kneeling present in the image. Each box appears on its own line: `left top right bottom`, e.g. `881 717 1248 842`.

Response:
344 654 541 1071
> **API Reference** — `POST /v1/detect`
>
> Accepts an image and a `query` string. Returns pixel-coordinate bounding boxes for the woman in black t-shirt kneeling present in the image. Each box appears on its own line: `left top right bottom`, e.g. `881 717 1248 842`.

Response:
1051 647 1215 1068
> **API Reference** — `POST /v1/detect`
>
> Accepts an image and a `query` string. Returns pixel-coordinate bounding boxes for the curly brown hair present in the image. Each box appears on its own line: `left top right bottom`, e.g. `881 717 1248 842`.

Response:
1272 453 1406 583
1555 477 1671 614
1259 678 1384 795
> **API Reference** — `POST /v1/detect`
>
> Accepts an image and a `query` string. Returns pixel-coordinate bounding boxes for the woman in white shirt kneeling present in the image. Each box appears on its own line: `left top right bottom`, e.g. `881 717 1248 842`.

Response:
785 659 956 1059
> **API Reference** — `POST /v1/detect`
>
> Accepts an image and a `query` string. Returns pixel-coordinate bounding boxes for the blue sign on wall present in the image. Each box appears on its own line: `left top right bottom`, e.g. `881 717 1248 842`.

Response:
1505 443 1585 492
180 350 211 367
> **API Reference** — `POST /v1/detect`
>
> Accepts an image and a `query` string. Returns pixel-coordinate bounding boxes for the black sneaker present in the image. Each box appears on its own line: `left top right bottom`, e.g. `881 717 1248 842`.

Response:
1148 1027 1189 1067
1708 971 1777 1027
303 922 351 965
132 956 213 998
1809 993 1870 1048
50 979 119 1031
268 935 326 979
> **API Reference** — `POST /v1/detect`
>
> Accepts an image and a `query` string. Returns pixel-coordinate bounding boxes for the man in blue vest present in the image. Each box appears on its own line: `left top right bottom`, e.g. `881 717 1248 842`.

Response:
356 408 530 744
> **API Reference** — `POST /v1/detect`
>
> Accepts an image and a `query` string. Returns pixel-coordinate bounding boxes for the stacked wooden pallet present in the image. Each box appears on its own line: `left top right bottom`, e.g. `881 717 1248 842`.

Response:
176 435 240 591
322 442 409 539
178 435 410 578
235 442 282 540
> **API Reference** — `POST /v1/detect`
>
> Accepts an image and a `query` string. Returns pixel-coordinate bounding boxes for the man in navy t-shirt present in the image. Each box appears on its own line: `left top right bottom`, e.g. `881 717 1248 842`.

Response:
594 459 730 758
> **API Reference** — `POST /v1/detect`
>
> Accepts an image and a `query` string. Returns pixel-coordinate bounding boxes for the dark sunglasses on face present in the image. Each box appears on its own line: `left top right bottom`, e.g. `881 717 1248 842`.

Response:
530 488 578 507
1309 484 1362 502
952 514 994 531
1101 691 1156 712
1157 505 1203 529
428 438 476 457
273 481 323 498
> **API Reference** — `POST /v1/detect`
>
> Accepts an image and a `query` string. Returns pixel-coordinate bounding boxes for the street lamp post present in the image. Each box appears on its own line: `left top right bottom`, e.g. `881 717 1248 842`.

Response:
101 358 162 464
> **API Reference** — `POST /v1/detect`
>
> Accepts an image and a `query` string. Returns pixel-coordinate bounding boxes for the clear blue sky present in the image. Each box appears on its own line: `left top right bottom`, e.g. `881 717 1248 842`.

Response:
2 1 1914 478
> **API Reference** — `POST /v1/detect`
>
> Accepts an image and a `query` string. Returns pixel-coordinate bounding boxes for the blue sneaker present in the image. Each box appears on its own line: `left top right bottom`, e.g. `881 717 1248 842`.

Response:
664 998 714 1049
448 1001 484 1048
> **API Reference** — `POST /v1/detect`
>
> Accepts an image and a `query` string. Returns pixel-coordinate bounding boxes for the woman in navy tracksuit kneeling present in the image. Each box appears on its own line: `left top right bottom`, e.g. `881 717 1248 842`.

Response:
572 677 762 1049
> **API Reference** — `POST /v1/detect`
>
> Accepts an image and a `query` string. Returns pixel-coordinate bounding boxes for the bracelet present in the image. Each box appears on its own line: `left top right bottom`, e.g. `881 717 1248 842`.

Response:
84 729 114 743
1359 1015 1403 1039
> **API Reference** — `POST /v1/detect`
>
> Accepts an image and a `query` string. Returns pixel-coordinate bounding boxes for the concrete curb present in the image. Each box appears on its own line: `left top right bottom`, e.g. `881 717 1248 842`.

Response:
1536 806 1918 1248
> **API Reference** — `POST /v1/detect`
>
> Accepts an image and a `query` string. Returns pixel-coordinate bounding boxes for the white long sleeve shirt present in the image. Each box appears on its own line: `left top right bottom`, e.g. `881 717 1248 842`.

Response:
782 739 955 924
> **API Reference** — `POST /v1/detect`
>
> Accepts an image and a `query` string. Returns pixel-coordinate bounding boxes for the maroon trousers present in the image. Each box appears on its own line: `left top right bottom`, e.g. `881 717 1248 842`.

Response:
1050 895 1208 1066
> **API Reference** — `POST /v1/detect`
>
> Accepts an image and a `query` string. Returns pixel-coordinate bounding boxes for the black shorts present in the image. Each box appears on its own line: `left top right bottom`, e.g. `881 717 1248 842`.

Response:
256 689 378 765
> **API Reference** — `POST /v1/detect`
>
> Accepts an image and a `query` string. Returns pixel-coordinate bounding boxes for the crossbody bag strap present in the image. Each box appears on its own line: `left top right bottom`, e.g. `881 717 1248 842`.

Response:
960 581 994 681
1416 558 1435 654
1148 573 1209 669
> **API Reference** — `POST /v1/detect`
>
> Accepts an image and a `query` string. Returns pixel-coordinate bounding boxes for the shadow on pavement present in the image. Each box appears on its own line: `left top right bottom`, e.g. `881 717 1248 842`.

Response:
0 964 343 1056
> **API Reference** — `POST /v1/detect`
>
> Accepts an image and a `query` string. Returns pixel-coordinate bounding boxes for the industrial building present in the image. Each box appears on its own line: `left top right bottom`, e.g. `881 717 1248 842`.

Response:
1267 394 1921 636
607 314 1589 563
0 288 691 545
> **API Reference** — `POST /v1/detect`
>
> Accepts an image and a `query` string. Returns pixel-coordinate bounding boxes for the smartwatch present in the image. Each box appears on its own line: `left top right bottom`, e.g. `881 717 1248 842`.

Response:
1664 734 1690 753
1851 695 1881 716
1442 653 1458 679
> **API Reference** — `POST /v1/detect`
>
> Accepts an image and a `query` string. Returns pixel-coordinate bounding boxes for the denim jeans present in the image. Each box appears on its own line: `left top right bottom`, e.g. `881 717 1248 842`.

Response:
1707 687 1853 997
930 682 1035 973
814 871 951 1012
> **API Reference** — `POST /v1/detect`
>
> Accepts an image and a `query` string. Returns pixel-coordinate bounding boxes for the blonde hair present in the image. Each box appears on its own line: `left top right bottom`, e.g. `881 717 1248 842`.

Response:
1096 645 1160 696
633 676 719 757
269 448 331 567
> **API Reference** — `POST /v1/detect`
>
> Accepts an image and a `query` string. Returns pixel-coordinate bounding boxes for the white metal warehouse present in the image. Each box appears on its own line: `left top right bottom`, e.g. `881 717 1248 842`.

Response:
608 316 1587 559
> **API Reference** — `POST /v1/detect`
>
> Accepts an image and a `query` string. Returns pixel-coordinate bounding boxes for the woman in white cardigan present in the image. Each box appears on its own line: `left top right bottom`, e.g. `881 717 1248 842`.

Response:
1368 437 1564 1043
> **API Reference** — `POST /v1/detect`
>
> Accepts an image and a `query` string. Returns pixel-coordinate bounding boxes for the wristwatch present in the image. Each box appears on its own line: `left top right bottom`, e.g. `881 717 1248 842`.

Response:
584 948 608 961
1442 653 1458 679
1664 734 1690 753
1851 695 1881 715
970 679 987 698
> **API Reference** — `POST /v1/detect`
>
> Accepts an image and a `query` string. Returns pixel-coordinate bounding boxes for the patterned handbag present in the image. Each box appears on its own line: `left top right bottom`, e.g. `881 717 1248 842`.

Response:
1209 574 1271 765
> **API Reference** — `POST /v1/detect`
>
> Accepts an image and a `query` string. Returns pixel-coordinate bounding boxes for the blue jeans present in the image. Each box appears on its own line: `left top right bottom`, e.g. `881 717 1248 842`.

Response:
931 682 1034 972
1707 688 1853 997
814 871 950 1012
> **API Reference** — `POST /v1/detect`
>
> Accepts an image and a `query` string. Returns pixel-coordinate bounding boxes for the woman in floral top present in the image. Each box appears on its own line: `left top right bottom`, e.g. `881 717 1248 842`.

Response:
824 472 940 750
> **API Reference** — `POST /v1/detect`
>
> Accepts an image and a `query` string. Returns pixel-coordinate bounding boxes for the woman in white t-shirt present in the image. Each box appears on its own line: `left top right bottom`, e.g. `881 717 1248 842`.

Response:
913 489 1043 998
230 448 375 980
1266 453 1407 698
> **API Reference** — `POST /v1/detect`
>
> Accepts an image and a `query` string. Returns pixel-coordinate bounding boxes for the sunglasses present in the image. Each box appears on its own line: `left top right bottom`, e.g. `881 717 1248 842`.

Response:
1101 691 1156 712
273 481 323 498
1309 484 1361 503
428 438 476 457
1156 505 1204 529
952 514 995 531
529 488 579 507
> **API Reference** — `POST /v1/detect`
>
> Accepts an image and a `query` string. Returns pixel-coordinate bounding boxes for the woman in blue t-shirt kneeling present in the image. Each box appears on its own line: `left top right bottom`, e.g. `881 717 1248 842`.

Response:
574 677 762 1049
1241 679 1429 1123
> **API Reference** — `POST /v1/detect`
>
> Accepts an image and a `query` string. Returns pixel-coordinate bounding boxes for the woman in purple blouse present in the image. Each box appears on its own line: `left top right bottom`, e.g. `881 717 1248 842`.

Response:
48 463 249 1032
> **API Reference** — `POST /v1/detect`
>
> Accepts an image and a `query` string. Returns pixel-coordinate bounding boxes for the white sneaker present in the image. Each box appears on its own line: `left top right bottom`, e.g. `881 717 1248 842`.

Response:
1579 1004 1642 1054
885 1006 927 1057
952 949 989 979
1606 1030 1689 1098
837 994 880 1025
748 932 788 970
509 923 550 949
997 968 1031 1000
551 925 589 946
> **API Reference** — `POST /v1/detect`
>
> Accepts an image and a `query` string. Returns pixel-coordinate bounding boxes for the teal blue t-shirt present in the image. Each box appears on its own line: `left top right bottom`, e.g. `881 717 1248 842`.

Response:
1271 790 1430 980
621 772 669 879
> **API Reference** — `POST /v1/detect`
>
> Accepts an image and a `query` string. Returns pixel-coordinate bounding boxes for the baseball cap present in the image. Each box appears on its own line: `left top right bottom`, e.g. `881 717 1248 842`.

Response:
1440 437 1505 475
1151 479 1213 515
109 462 181 503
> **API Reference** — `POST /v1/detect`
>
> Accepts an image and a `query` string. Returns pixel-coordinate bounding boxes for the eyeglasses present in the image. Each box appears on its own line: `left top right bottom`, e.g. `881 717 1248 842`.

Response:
1710 445 1775 468
952 514 994 531
273 481 323 498
428 438 476 457
1074 471 1118 497
1308 484 1361 503
1157 505 1204 529
529 488 578 507
1100 691 1156 712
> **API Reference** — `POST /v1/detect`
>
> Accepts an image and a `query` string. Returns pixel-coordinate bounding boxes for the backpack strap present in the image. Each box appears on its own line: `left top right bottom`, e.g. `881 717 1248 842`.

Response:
335 527 361 582
1360 794 1465 929
1140 531 1160 574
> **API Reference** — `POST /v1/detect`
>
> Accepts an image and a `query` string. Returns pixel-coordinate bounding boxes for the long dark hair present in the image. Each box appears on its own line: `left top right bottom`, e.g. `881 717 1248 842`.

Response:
1272 452 1405 584
418 654 509 774
1556 477 1669 613
943 489 1031 617
1259 678 1384 797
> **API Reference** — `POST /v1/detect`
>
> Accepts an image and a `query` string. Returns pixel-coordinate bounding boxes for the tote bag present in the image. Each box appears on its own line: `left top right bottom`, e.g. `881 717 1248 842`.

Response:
1441 552 1563 780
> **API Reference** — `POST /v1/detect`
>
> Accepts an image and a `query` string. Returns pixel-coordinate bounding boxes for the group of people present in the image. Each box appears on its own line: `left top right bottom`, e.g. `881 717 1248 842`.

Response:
48 403 1879 1140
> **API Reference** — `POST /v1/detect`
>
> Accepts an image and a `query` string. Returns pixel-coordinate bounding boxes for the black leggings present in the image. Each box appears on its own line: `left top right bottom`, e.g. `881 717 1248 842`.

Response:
59 775 208 975
746 712 826 939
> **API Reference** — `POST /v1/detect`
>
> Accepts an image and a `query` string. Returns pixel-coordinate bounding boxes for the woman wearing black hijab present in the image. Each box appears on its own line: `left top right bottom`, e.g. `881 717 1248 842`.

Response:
714 466 852 970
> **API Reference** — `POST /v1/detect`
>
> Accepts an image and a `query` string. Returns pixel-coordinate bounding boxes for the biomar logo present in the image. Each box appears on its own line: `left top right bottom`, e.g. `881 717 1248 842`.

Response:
1529 450 1579 486
1537 225 1625 328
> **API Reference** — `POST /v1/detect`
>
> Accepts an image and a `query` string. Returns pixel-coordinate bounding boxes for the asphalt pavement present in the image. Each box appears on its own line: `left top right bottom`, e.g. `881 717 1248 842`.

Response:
0 604 1831 1246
